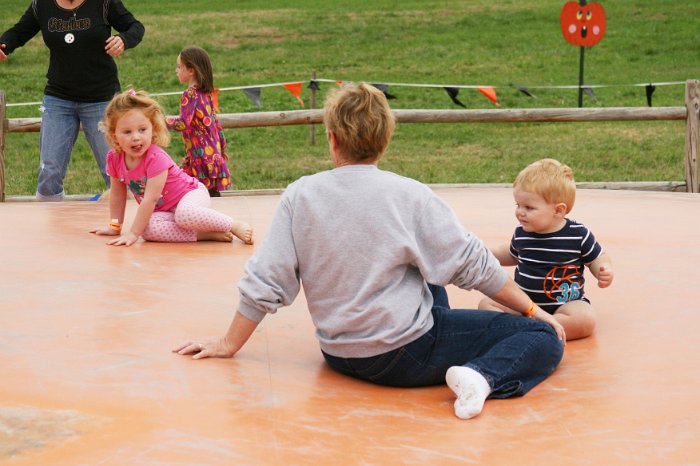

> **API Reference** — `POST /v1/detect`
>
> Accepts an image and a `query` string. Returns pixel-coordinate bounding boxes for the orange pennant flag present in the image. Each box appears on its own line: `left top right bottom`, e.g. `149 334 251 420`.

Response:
477 86 500 106
282 82 305 108
211 88 220 113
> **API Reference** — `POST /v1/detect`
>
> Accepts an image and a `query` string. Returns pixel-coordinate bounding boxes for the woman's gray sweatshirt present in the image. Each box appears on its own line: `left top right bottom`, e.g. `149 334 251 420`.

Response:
238 165 508 358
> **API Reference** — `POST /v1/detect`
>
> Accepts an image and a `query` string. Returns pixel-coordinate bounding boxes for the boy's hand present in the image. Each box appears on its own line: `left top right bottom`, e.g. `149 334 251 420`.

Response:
597 265 614 288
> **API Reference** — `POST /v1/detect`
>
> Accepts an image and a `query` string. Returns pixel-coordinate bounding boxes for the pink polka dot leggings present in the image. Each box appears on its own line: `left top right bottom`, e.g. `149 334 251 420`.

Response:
142 184 233 242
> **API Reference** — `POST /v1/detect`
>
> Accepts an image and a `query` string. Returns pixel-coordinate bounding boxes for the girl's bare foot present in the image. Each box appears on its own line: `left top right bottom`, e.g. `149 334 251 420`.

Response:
197 231 234 242
231 221 253 245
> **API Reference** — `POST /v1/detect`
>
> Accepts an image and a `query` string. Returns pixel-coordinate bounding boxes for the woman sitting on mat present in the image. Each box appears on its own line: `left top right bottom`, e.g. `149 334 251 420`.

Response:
173 82 564 420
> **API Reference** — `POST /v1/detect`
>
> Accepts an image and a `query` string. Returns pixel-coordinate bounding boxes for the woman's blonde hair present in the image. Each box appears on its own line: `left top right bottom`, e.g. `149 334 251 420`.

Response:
103 89 170 153
514 158 576 213
323 82 395 162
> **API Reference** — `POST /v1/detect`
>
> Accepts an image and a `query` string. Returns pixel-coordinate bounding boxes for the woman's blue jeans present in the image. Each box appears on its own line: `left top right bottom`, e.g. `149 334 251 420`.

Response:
322 285 564 398
36 95 111 201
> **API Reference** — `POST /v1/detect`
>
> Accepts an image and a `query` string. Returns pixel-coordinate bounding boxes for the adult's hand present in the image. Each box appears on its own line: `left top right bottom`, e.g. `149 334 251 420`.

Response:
488 278 566 343
173 312 259 360
172 336 236 360
533 308 566 343
0 44 8 61
105 35 125 58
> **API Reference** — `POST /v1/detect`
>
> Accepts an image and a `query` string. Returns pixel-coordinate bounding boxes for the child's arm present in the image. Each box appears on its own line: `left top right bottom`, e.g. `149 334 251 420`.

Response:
90 177 127 236
108 179 128 226
107 170 167 246
166 89 197 131
588 252 614 288
491 243 518 267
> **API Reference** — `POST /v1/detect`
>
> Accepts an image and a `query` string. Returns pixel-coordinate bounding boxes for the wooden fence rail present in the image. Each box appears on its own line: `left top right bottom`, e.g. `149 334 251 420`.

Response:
1 79 698 201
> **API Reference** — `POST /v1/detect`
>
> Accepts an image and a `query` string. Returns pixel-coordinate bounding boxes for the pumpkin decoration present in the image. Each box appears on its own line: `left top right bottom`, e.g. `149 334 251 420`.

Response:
560 1 606 47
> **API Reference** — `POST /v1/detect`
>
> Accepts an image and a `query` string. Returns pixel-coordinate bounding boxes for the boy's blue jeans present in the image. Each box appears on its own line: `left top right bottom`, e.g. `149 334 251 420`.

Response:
322 285 564 398
36 95 111 201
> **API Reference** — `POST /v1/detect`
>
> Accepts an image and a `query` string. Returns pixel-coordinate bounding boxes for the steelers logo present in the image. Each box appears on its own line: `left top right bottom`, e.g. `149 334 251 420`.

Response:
64 33 75 44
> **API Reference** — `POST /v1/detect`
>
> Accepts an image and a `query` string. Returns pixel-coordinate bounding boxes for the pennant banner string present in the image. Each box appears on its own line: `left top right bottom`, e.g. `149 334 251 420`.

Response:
312 78 686 90
514 81 685 89
4 79 688 107
314 79 494 89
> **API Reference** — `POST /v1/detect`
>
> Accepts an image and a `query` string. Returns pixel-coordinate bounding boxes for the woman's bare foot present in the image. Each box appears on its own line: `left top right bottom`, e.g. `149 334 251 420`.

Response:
231 221 253 245
197 231 234 242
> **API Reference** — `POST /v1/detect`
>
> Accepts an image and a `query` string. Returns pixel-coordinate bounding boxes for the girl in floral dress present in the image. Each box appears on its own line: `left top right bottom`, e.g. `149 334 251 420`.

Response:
167 46 231 197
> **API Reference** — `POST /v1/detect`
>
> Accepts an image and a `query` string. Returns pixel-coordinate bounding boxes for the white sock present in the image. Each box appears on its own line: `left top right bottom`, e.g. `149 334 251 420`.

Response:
445 366 491 420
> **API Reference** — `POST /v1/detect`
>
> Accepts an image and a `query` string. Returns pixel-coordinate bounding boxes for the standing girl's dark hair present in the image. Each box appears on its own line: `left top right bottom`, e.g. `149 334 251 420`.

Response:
179 46 214 93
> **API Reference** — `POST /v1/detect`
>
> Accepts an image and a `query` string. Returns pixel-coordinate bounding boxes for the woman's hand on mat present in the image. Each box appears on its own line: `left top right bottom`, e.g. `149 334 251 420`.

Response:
172 337 236 360
534 309 566 344
106 231 140 247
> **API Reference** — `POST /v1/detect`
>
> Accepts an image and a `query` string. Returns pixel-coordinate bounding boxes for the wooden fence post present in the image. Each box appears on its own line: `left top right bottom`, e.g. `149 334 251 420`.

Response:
0 90 6 202
309 70 317 145
685 79 699 193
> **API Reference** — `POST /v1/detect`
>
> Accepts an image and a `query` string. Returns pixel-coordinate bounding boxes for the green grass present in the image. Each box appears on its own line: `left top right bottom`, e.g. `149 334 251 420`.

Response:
1 0 698 196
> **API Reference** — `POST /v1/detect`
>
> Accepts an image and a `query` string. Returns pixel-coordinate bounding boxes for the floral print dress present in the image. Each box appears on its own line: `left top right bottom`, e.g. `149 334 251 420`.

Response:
166 86 231 192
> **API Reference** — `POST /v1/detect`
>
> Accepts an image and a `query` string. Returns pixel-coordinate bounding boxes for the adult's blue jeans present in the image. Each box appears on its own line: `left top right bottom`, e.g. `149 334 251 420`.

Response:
36 95 111 201
322 285 564 398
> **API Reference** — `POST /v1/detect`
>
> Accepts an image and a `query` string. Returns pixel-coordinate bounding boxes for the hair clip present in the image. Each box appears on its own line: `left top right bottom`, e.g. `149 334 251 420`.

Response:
127 89 137 96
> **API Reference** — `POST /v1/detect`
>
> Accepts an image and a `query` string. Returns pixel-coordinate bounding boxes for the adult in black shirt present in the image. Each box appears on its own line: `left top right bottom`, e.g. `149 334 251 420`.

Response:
1 0 144 201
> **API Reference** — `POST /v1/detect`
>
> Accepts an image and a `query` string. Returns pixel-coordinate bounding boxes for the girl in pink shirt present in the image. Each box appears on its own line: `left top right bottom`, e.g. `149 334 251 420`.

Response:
91 89 253 246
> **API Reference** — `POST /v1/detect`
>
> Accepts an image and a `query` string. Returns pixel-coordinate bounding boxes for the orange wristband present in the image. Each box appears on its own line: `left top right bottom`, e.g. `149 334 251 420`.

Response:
109 219 122 231
523 301 537 317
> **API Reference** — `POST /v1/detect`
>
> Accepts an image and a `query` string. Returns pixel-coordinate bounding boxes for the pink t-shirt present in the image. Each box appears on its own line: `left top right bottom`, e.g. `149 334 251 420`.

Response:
106 144 200 212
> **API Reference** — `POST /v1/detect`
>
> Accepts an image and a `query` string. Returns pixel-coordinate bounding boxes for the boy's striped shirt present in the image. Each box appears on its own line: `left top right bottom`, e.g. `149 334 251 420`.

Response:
510 219 602 313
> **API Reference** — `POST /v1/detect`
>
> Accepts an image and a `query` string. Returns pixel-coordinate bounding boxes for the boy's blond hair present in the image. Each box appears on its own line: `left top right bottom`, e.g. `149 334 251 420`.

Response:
514 158 576 213
103 89 170 153
323 82 395 162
